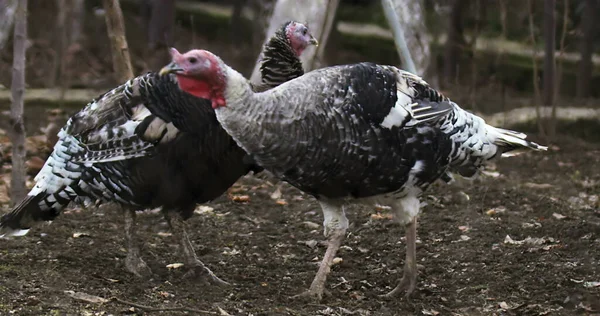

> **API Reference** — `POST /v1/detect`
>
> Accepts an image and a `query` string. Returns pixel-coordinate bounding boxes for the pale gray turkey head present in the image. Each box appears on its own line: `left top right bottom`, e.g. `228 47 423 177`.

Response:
283 21 318 56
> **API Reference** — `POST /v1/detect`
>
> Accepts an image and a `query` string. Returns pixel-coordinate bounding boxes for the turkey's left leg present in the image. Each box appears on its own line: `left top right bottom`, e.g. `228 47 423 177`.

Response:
165 210 229 286
124 208 152 277
382 197 420 298
294 200 349 301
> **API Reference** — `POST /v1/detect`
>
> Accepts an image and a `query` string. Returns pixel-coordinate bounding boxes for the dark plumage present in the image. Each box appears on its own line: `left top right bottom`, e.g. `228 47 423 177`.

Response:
259 22 306 89
0 21 317 281
161 50 547 300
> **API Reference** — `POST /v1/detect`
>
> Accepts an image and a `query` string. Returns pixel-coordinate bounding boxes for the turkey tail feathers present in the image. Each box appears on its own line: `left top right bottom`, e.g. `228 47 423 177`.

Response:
490 126 548 157
0 194 45 238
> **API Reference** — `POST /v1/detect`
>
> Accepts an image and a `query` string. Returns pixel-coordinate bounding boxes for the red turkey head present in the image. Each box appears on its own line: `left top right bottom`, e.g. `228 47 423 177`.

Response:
160 48 227 108
284 21 318 56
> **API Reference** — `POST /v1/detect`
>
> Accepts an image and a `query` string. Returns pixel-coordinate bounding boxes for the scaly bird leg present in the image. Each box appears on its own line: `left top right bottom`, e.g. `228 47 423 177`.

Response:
124 208 152 277
166 210 230 286
293 200 349 302
382 216 418 298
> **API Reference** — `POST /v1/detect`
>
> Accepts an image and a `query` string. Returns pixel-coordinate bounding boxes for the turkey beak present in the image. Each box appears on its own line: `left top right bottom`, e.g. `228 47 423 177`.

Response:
159 62 184 76
309 36 319 47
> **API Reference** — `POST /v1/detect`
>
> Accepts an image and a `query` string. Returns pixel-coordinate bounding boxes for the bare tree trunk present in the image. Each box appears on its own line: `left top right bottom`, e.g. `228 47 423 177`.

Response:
468 0 483 111
543 0 555 108
0 0 17 51
528 0 545 137
551 0 569 139
103 0 134 83
9 0 28 204
69 0 85 43
443 0 467 85
148 0 175 49
230 0 247 45
249 0 340 83
576 0 595 98
381 0 430 76
497 0 508 119
146 0 175 71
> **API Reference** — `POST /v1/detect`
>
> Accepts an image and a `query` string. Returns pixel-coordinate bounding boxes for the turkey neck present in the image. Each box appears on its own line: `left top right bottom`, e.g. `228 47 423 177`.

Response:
216 66 309 173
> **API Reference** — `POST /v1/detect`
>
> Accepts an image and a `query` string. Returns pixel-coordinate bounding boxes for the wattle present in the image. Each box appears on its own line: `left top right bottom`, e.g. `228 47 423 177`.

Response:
176 75 212 100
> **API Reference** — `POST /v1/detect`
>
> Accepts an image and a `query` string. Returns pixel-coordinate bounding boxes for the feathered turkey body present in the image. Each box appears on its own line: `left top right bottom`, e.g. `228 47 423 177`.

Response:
0 21 317 281
161 50 547 300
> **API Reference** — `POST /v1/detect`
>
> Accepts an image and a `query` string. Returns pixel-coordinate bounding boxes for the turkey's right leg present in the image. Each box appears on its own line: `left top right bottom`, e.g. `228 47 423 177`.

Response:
124 208 152 277
293 200 348 302
166 210 230 286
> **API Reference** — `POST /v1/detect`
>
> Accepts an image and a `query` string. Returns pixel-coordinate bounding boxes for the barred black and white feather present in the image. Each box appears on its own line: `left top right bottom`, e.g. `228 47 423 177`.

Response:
258 21 305 89
0 27 308 238
212 59 547 209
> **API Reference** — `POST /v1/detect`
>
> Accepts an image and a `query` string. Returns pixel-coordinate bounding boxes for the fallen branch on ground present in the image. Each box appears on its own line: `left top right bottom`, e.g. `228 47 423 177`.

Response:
108 297 220 314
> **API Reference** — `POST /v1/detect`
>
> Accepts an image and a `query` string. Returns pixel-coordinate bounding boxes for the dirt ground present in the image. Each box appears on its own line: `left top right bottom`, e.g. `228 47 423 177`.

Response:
0 133 598 316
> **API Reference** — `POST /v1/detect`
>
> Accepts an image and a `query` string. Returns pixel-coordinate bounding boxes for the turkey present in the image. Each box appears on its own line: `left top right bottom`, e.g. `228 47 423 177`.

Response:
160 49 547 300
0 21 317 282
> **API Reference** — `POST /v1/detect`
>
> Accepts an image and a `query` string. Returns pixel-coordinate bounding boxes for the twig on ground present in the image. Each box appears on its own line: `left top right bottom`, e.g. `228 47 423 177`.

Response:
108 297 219 315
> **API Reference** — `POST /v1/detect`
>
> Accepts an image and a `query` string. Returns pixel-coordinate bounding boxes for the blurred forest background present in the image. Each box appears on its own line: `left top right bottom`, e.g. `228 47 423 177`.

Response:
0 0 599 107
0 0 599 202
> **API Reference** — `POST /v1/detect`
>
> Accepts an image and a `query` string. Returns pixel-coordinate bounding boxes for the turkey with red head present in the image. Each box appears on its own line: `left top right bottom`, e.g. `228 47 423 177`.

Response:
0 22 317 283
161 49 547 300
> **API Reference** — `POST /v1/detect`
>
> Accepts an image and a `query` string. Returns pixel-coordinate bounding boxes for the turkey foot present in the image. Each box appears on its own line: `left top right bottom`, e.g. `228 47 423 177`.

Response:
380 217 418 299
183 260 230 286
125 251 152 277
380 267 417 298
167 210 230 286
124 209 152 277
292 229 346 302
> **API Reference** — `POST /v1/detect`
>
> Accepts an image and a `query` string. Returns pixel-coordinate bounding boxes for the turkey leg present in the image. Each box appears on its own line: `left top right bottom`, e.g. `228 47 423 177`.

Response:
381 216 418 298
293 200 348 301
166 210 230 286
124 209 152 277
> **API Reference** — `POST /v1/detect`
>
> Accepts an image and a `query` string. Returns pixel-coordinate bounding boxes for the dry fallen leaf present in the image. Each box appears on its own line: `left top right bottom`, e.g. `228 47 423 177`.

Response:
583 281 600 288
64 290 108 304
486 206 507 216
552 213 567 220
332 257 343 265
72 232 90 238
524 182 554 189
166 263 184 270
194 205 214 215
158 291 173 298
270 186 282 200
499 301 510 310
370 212 393 220
481 170 501 178
374 204 392 211
231 195 250 203
275 199 288 205
302 221 320 229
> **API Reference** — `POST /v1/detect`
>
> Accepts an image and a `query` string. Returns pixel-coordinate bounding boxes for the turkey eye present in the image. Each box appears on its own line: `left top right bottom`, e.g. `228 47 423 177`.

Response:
188 57 197 63
302 28 307 35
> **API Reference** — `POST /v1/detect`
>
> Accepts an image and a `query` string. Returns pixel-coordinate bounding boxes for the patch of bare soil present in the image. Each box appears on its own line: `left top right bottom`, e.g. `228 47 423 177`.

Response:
0 135 599 316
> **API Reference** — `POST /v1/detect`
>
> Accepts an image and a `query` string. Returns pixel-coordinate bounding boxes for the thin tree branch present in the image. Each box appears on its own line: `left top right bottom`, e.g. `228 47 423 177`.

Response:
551 0 568 138
381 0 416 74
9 0 28 204
103 0 134 83
108 297 220 315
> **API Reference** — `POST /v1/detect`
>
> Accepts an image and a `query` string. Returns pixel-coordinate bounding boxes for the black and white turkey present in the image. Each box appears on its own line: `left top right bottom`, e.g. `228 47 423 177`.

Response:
160 49 547 299
0 22 317 283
